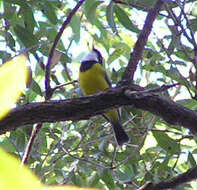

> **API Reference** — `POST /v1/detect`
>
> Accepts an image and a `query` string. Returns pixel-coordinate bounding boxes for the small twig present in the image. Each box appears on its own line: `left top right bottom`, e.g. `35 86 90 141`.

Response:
165 4 196 47
62 147 110 169
146 83 180 93
175 0 197 47
52 80 78 93
45 0 85 100
21 123 42 165
124 83 180 96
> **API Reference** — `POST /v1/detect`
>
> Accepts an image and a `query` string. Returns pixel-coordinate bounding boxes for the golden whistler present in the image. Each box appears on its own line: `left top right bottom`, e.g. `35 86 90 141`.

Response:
79 48 129 146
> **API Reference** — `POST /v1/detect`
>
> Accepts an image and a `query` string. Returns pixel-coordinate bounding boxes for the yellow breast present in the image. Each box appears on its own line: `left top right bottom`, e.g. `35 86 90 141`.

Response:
79 63 109 95
79 62 119 123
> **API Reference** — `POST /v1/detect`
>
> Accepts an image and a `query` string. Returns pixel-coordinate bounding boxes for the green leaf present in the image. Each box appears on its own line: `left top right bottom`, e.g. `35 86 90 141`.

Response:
176 99 197 110
101 170 115 189
93 19 109 49
106 1 118 34
3 0 28 6
21 4 36 33
107 42 130 63
191 2 197 16
188 152 196 167
114 5 140 33
72 174 84 187
0 138 16 153
60 53 72 63
41 1 58 25
175 47 193 61
31 79 43 96
13 24 38 52
190 19 197 32
3 3 16 19
85 0 103 24
108 49 122 64
192 148 197 154
152 131 180 155
9 130 26 152
70 15 81 42
84 0 95 13
88 173 100 187
39 131 48 153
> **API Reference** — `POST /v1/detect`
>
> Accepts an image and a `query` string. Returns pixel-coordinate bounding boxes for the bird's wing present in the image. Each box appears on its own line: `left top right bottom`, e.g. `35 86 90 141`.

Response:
104 72 112 87
104 71 122 120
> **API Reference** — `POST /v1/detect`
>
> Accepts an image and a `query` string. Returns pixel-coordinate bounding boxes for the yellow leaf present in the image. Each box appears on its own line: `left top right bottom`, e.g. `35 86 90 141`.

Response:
0 54 29 119
0 148 43 190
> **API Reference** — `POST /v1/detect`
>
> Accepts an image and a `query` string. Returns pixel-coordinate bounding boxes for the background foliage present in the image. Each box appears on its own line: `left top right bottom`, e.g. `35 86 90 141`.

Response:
0 0 197 189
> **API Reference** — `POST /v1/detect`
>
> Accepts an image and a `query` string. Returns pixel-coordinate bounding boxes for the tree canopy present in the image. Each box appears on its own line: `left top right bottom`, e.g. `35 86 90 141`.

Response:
0 0 197 189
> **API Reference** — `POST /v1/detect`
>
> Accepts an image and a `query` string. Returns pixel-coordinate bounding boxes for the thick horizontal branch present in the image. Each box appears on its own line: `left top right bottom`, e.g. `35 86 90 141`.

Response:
0 85 197 134
139 166 197 190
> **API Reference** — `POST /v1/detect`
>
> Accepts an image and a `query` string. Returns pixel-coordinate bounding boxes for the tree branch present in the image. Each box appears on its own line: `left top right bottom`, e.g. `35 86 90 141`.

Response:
1 85 197 135
121 0 164 82
138 166 197 190
21 123 42 165
45 0 85 100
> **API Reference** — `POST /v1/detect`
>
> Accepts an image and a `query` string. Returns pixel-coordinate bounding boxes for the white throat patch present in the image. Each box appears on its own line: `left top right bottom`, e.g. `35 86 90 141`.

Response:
82 51 99 62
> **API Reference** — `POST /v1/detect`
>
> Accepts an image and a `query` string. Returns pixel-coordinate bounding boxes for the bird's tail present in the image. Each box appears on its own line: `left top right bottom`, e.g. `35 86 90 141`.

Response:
111 122 130 146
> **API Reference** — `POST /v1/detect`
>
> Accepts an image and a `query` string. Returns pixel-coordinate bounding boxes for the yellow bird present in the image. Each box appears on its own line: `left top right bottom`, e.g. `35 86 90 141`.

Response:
79 48 129 146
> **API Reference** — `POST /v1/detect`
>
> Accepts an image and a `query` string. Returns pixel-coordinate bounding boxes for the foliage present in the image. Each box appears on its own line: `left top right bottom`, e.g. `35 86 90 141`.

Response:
0 43 97 190
0 148 97 190
0 0 197 189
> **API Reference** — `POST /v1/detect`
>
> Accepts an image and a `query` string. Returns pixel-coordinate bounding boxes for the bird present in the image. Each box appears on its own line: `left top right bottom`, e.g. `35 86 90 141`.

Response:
78 48 129 146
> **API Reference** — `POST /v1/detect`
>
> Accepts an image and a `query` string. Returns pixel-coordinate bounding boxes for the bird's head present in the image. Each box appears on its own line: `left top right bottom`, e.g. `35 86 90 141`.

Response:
82 48 103 64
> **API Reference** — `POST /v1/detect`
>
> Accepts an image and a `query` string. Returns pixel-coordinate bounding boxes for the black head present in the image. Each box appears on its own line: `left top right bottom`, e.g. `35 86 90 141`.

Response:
92 48 103 65
82 48 103 65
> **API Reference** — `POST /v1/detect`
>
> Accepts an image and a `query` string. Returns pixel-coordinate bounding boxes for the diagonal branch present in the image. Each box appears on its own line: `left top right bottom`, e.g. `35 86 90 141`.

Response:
45 0 85 100
21 123 42 165
1 85 197 135
121 0 164 82
139 166 197 190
